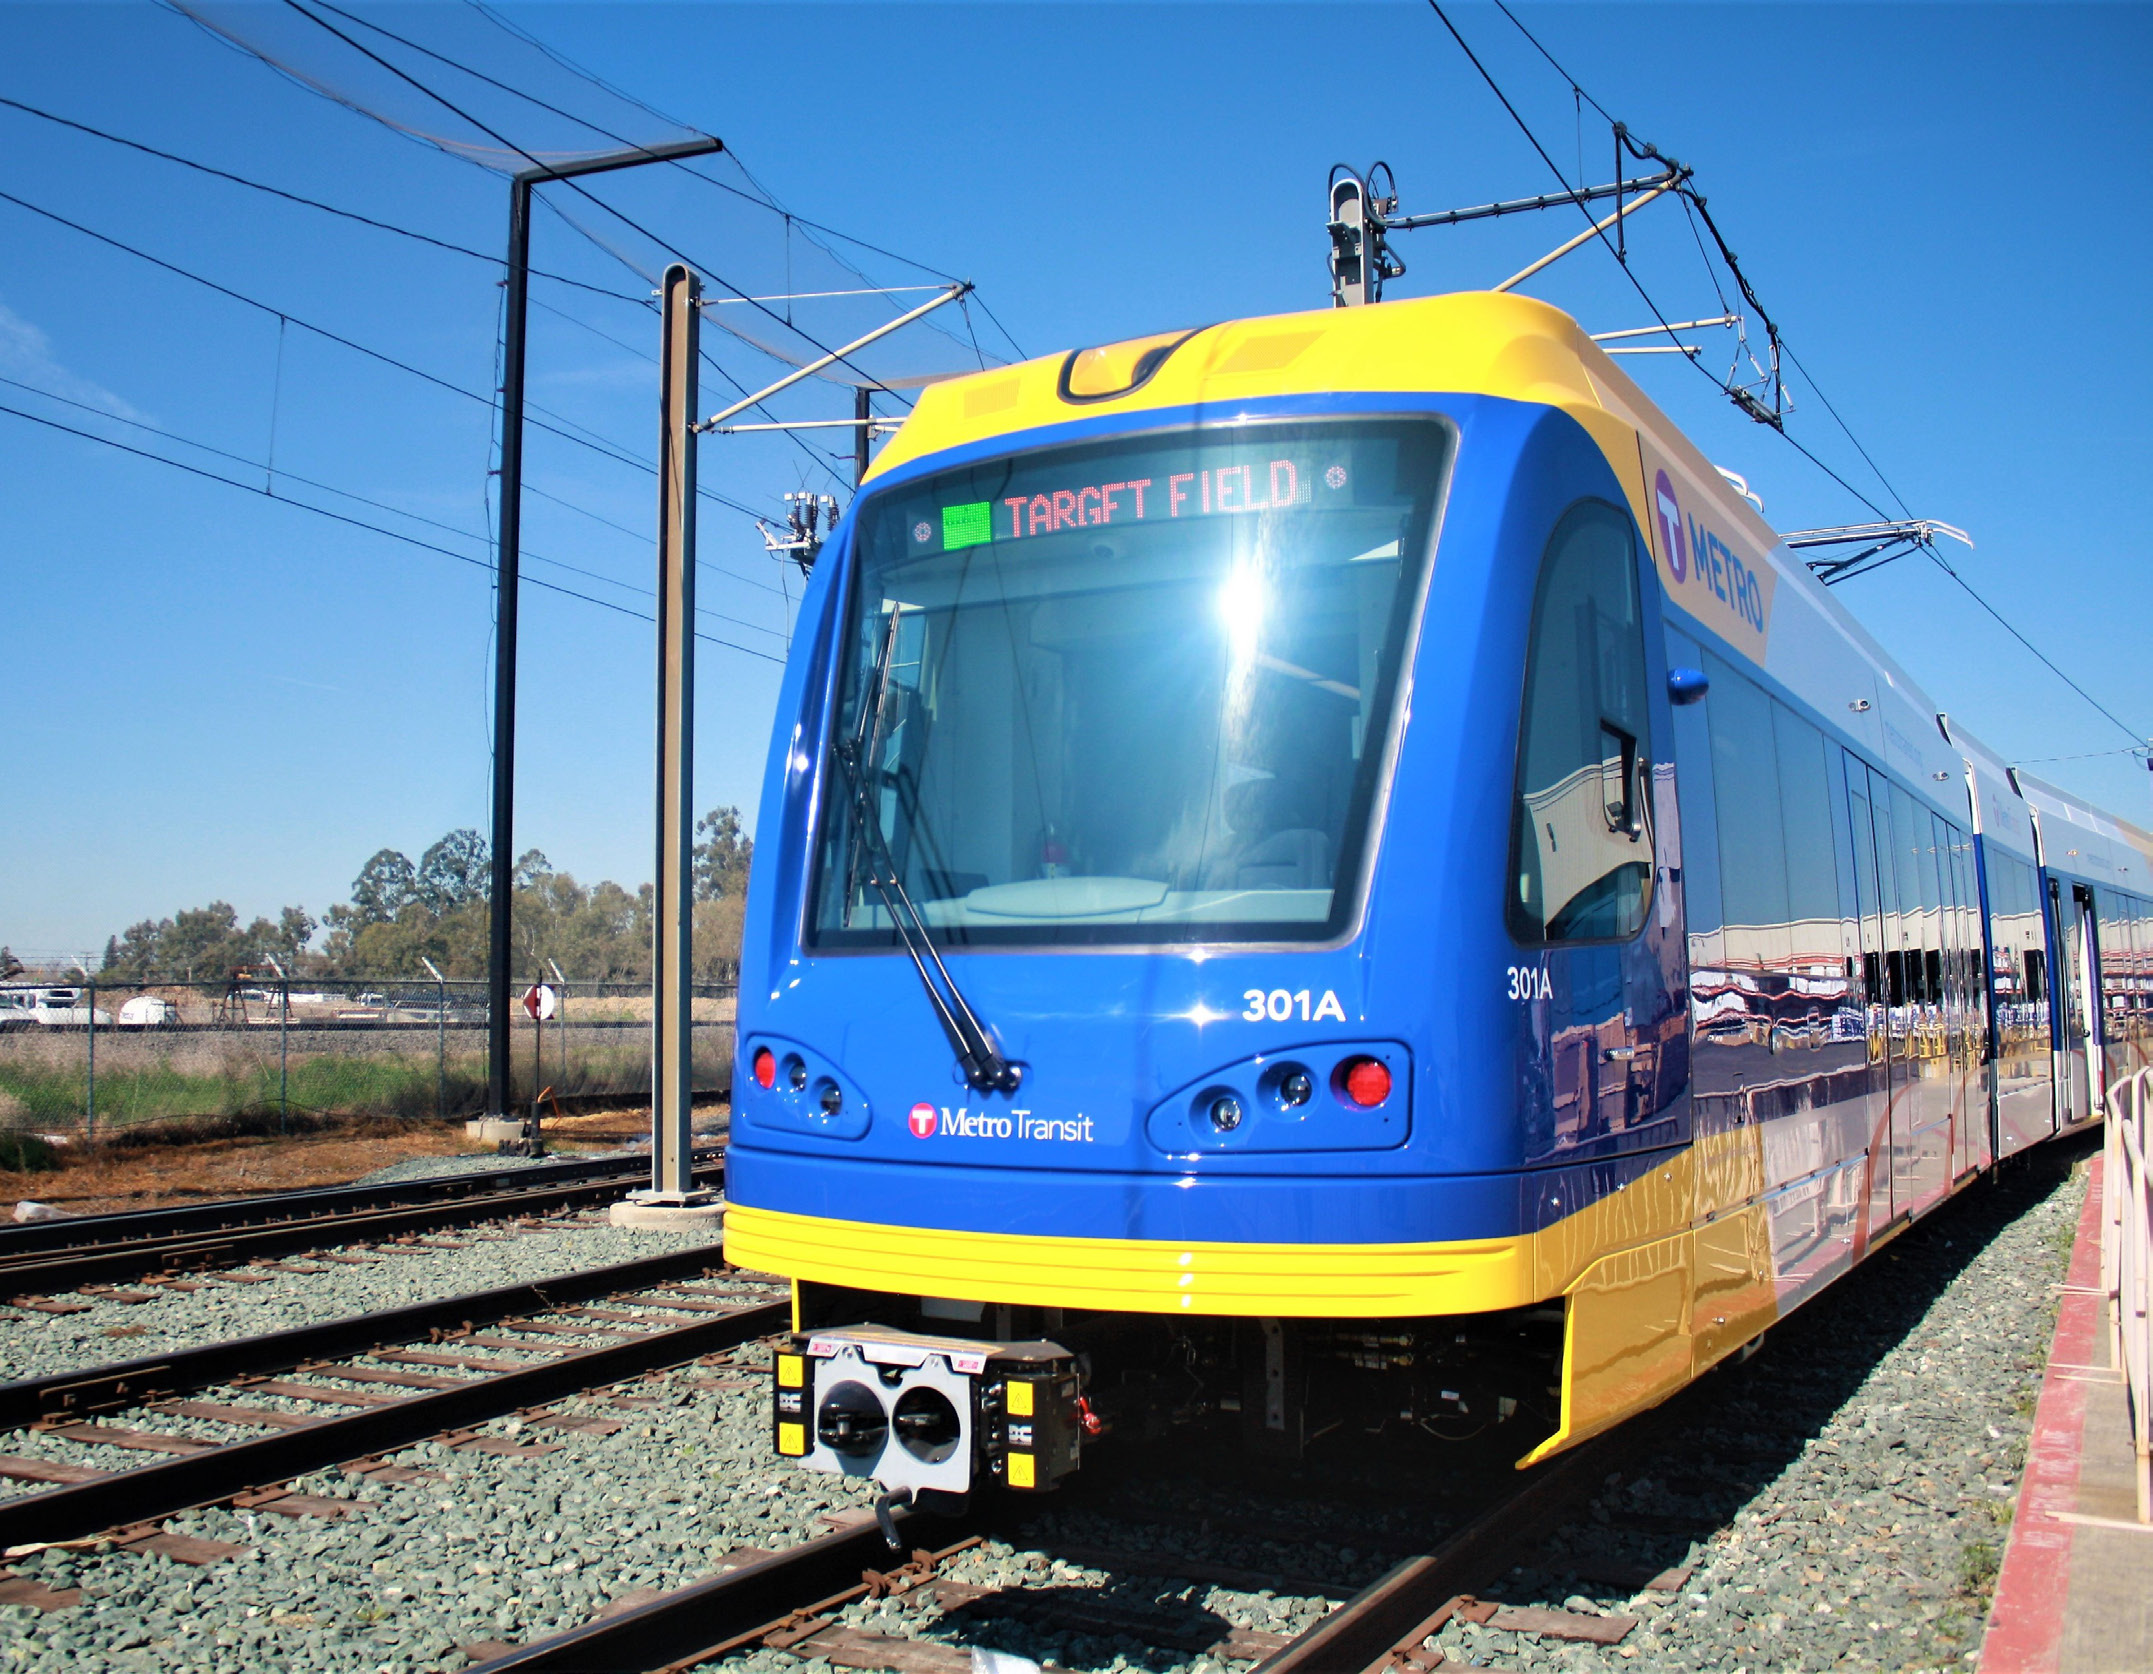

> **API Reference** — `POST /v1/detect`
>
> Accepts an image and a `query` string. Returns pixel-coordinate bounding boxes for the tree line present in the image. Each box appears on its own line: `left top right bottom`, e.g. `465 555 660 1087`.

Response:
92 809 753 985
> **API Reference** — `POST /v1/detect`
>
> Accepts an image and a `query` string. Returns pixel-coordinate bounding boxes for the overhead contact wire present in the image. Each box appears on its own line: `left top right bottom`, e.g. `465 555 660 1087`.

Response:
0 399 785 664
1454 0 2147 747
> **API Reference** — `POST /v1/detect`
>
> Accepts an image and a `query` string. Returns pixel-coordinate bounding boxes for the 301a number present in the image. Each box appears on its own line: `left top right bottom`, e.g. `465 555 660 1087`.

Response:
1242 988 1348 1023
1505 966 1553 1003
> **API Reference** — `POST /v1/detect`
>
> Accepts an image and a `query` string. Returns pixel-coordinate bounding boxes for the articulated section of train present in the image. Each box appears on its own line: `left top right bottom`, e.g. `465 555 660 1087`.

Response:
721 292 2153 1511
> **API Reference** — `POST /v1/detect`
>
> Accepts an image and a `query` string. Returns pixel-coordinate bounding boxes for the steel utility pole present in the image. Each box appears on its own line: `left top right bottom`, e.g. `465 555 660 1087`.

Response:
647 260 707 1209
487 135 723 1129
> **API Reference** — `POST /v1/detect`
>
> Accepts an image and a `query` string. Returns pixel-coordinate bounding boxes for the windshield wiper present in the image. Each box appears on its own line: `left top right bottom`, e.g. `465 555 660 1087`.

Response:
834 611 1022 1094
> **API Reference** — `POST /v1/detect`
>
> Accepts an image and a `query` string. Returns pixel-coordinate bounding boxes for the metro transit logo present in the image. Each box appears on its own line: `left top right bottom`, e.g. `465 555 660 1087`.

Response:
906 1103 940 1138
1654 470 1688 583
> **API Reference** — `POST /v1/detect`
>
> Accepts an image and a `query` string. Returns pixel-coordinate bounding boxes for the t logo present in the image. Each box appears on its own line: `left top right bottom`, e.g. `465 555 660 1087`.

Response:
906 1103 939 1138
1653 470 1687 583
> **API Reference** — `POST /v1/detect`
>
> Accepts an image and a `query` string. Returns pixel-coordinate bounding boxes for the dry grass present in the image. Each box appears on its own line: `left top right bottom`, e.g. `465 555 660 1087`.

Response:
0 1100 728 1217
0 1121 487 1216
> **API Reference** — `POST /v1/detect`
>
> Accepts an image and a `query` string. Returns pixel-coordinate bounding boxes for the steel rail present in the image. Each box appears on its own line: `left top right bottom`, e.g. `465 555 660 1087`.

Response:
0 1245 740 1430
467 1515 973 1673
0 1297 786 1549
0 1151 719 1259
1252 1421 1658 1674
0 1161 721 1296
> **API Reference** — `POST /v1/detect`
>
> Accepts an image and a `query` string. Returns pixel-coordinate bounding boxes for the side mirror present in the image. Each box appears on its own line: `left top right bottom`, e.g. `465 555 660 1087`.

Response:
1668 667 1710 705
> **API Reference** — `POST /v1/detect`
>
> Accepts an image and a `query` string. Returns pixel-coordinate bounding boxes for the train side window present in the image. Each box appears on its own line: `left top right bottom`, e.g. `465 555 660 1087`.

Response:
1701 654 1790 954
1773 703 1840 957
1506 501 1654 944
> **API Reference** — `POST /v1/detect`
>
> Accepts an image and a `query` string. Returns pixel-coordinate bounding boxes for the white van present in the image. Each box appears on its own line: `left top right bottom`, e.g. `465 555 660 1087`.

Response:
0 988 115 1028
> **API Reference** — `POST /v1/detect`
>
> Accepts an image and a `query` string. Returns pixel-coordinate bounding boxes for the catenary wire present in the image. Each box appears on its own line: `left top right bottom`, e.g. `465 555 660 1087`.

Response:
0 373 792 642
2015 745 2153 765
0 182 789 533
1420 0 2144 744
293 16 868 509
458 0 1024 360
0 94 642 305
1460 2 2146 745
283 0 903 501
288 0 939 407
0 398 785 664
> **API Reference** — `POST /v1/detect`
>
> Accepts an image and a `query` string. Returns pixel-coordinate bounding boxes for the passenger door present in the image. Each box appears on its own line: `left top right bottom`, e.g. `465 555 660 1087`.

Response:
1845 761 1898 1231
1507 501 1682 1164
2050 877 2097 1126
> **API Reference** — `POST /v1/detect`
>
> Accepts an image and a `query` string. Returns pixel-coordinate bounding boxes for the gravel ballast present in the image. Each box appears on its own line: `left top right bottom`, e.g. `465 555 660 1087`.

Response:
0 1213 723 1385
348 1151 637 1187
0 1136 2090 1673
1411 1140 2089 1674
0 1344 869 1673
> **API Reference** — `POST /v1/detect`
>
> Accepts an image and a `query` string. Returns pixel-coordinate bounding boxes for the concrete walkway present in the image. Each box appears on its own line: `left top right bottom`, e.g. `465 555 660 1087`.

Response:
1981 1154 2153 1674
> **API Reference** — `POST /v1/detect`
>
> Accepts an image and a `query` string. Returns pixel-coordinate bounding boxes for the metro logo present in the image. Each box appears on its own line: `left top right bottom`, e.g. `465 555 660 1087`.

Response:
902 1105 1099 1144
1638 440 1776 660
1654 471 1688 583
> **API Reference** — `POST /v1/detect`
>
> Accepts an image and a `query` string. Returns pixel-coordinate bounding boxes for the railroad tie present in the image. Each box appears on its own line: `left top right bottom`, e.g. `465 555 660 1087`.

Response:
42 1424 217 1455
1451 1595 1638 1645
373 1348 535 1374
109 1523 248 1566
0 1455 105 1486
294 1365 465 1390
785 1627 981 1673
343 1457 441 1486
441 1333 563 1352
524 1413 626 1437
243 1380 402 1408
495 1318 647 1338
0 1571 82 1612
435 1428 561 1459
230 1488 371 1520
158 1400 322 1431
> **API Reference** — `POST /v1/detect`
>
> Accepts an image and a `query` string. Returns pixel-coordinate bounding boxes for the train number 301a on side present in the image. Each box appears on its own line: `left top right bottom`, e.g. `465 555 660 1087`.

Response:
1505 965 1554 1002
1242 988 1349 1023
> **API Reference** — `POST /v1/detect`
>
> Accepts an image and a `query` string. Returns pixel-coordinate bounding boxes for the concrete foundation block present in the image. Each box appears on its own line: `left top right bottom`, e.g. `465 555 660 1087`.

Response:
465 1118 526 1144
607 1195 727 1231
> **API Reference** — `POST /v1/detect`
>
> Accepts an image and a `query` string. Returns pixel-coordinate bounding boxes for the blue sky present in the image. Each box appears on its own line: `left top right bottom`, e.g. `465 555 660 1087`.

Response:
3 1 2149 961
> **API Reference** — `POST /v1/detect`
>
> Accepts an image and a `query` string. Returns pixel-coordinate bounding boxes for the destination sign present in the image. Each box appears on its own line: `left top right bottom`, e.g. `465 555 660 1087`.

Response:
918 450 1347 552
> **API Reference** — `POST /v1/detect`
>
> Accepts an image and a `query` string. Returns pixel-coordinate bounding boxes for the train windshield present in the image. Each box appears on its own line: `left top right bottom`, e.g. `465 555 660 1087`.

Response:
810 417 1448 947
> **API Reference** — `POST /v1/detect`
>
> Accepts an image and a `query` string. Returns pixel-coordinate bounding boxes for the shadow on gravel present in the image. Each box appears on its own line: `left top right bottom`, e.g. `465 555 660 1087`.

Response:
1526 1125 2098 1589
937 1577 1243 1663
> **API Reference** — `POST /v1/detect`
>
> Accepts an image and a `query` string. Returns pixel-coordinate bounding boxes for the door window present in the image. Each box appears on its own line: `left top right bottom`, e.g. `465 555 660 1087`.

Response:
1507 501 1654 944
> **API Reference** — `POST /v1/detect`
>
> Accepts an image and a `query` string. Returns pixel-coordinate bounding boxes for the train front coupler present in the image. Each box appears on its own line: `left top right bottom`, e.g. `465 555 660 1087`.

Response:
772 1326 1092 1520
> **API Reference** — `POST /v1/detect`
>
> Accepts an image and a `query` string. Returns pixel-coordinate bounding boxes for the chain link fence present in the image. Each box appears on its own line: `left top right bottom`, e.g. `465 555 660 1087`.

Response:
0 978 736 1140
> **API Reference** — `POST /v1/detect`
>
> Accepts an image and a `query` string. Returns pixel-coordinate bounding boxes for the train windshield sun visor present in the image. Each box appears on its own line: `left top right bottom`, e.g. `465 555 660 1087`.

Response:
810 417 1449 950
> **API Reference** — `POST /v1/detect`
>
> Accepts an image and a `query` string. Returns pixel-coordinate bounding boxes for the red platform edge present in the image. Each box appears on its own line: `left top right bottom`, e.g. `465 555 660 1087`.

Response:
1979 1153 2105 1674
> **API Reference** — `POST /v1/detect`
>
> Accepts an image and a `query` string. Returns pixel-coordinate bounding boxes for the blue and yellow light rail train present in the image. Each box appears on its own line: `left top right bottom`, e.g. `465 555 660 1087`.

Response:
723 291 2153 1505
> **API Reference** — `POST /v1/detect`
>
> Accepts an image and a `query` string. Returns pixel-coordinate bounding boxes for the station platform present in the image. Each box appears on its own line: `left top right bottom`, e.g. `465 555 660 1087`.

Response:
1981 1154 2152 1674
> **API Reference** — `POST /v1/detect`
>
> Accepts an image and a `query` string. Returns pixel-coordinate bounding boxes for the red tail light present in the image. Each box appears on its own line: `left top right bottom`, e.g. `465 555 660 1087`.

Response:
752 1047 776 1090
1339 1056 1392 1107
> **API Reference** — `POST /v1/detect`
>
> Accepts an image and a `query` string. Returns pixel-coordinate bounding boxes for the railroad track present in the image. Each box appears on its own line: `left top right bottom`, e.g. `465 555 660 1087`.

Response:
439 1407 1686 1674
0 1150 722 1298
0 1259 784 1552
